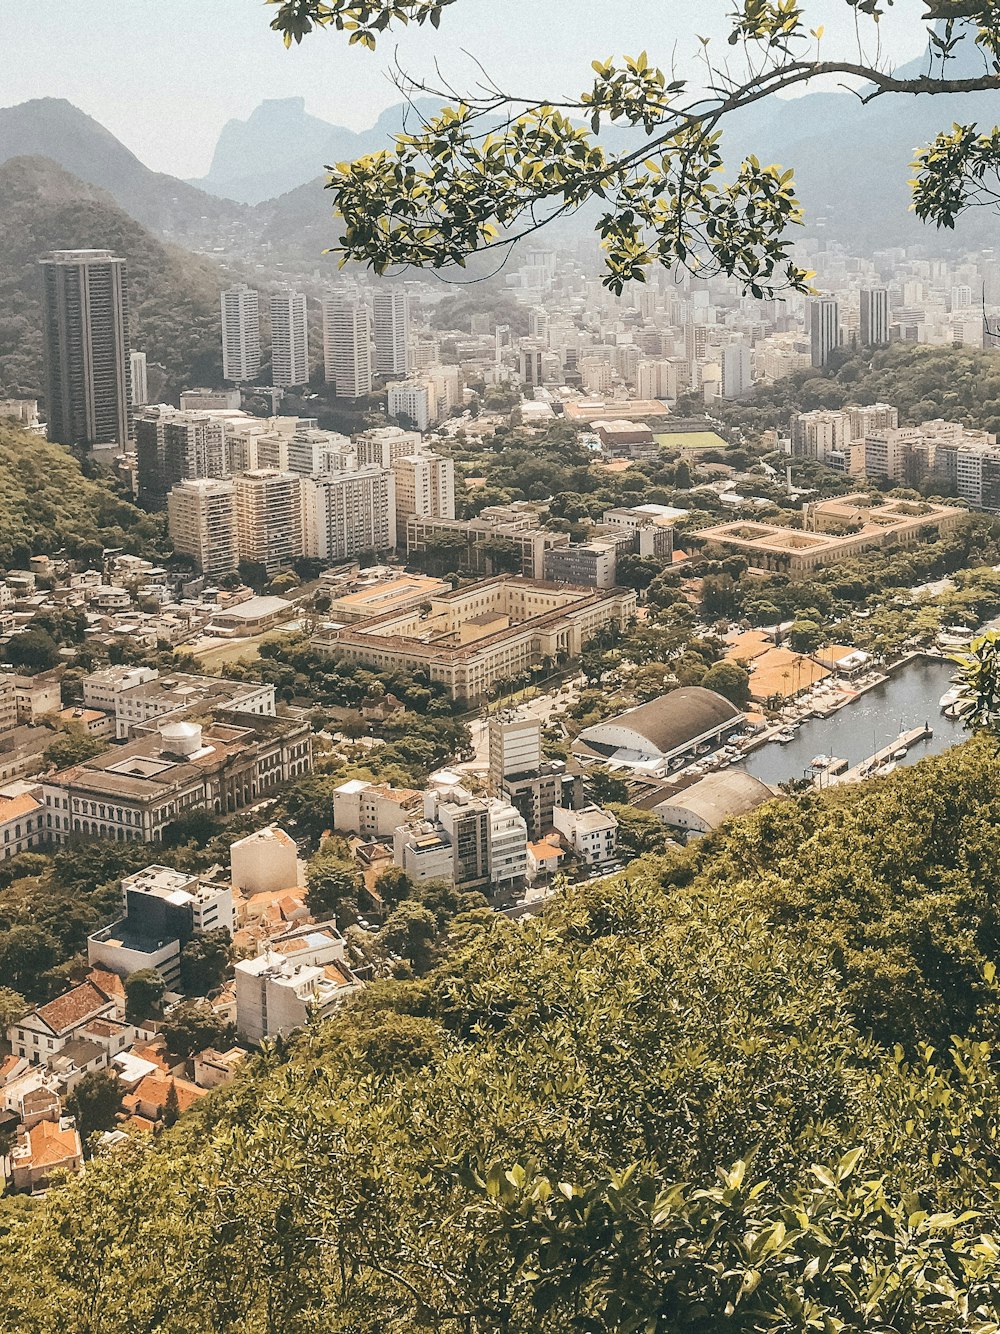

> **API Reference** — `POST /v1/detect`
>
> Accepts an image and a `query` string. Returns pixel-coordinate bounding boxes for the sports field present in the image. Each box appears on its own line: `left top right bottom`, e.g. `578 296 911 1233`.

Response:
655 431 728 451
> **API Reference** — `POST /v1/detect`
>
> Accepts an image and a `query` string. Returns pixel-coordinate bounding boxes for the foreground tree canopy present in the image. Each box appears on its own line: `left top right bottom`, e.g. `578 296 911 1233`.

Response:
264 1 1000 293
5 738 1000 1330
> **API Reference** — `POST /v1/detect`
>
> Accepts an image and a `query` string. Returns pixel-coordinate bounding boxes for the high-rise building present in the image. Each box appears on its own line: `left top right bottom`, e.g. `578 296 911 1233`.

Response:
167 478 238 579
129 351 149 407
373 288 409 378
234 470 303 574
489 716 543 789
221 284 261 383
323 296 372 397
809 297 840 367
860 288 889 347
270 289 309 388
519 342 546 387
40 249 132 451
301 468 397 561
387 380 437 432
721 343 752 399
392 451 455 533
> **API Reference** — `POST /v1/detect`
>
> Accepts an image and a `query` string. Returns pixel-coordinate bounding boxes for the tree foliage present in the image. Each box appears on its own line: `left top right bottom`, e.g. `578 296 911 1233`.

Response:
266 1 1000 292
7 741 1000 1327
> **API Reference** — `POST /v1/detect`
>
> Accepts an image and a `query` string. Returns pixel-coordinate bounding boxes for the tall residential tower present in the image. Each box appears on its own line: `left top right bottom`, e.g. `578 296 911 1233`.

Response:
221 284 261 383
323 295 372 398
40 249 132 451
270 288 309 387
373 288 409 378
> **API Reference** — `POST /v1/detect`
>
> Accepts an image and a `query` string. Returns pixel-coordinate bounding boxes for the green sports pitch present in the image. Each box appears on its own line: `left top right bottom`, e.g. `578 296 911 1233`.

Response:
655 431 728 451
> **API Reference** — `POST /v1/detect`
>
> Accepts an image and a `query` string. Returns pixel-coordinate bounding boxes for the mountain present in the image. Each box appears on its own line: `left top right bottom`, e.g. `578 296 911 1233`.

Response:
193 96 443 204
0 98 248 250
0 156 224 400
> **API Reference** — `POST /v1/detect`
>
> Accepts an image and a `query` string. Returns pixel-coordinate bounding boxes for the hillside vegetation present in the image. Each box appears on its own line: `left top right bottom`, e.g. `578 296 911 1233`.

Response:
0 419 160 566
711 342 1000 442
0 156 224 400
4 738 1000 1330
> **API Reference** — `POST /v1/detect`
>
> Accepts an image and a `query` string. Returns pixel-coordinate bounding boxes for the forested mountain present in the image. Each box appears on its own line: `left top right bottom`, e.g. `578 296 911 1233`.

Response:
0 99 248 250
0 157 225 400
4 738 1000 1330
0 418 161 566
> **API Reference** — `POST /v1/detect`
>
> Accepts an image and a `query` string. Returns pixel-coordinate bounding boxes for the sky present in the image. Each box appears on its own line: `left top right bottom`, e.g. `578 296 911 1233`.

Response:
0 0 931 179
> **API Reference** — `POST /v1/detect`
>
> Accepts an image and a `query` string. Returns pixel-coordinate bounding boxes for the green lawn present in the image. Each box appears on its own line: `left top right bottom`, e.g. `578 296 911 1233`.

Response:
189 626 298 672
655 431 728 451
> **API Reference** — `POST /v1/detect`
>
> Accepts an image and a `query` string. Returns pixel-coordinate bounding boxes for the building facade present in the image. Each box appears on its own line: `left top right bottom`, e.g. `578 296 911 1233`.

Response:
40 249 132 451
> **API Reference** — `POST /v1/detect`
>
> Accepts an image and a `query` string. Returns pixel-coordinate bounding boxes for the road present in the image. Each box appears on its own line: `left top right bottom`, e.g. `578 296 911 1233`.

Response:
455 675 585 776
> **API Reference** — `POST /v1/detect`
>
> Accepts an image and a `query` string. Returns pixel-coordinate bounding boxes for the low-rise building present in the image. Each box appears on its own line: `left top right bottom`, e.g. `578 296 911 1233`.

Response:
234 924 360 1044
0 781 45 862
42 710 312 846
11 1115 83 1193
87 864 234 987
551 804 619 866
332 780 423 839
315 577 636 702
10 975 124 1064
574 687 744 776
653 770 775 839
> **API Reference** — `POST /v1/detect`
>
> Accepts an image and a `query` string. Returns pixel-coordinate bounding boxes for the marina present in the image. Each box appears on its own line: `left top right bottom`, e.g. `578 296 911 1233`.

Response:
736 655 967 787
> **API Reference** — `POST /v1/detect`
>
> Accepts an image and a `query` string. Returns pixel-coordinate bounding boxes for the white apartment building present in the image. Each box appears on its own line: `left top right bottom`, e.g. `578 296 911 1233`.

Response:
388 380 438 432
129 350 148 407
301 467 397 561
234 470 304 573
552 804 619 866
424 363 464 416
82 665 159 714
356 426 423 470
373 288 409 378
270 288 310 387
254 427 353 475
488 799 529 889
721 342 752 399
230 826 300 895
323 295 372 397
636 360 673 400
235 926 358 1043
167 478 238 578
392 451 455 532
221 284 261 383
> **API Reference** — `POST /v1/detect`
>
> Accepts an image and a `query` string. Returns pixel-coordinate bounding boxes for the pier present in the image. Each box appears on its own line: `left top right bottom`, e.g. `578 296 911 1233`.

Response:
835 724 934 784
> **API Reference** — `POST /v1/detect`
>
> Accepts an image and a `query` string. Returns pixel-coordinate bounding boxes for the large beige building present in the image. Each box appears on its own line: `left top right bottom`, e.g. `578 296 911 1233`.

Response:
234 470 303 574
167 478 238 578
313 576 636 701
698 496 965 575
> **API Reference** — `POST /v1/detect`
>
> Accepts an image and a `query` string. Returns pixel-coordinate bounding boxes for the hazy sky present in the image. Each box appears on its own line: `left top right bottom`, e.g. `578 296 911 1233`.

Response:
1 0 930 178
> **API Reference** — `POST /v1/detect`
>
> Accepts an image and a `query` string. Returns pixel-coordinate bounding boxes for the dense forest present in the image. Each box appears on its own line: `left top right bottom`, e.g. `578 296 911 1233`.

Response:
0 156 224 399
0 420 163 567
4 738 1000 1330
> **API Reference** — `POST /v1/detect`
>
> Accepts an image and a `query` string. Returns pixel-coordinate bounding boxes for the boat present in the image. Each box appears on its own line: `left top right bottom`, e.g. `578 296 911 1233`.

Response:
811 754 834 769
892 747 908 761
939 686 963 712
776 728 796 744
873 761 897 778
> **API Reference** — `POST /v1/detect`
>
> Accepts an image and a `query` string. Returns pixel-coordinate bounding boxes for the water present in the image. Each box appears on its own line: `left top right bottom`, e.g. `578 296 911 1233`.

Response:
737 656 968 787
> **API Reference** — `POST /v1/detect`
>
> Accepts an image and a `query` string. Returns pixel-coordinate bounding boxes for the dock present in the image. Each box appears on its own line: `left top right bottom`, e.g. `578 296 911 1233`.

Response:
835 724 933 784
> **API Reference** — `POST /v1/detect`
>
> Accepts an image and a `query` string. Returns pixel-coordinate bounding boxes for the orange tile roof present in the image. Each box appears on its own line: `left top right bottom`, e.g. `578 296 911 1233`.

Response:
724 630 774 665
528 841 562 861
123 1074 206 1117
746 648 832 701
35 982 111 1036
0 792 42 822
22 1119 82 1169
87 968 126 1002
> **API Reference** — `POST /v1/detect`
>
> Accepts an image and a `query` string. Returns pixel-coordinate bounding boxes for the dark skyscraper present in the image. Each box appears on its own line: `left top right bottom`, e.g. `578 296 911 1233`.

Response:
40 249 132 450
809 296 840 368
860 287 890 347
